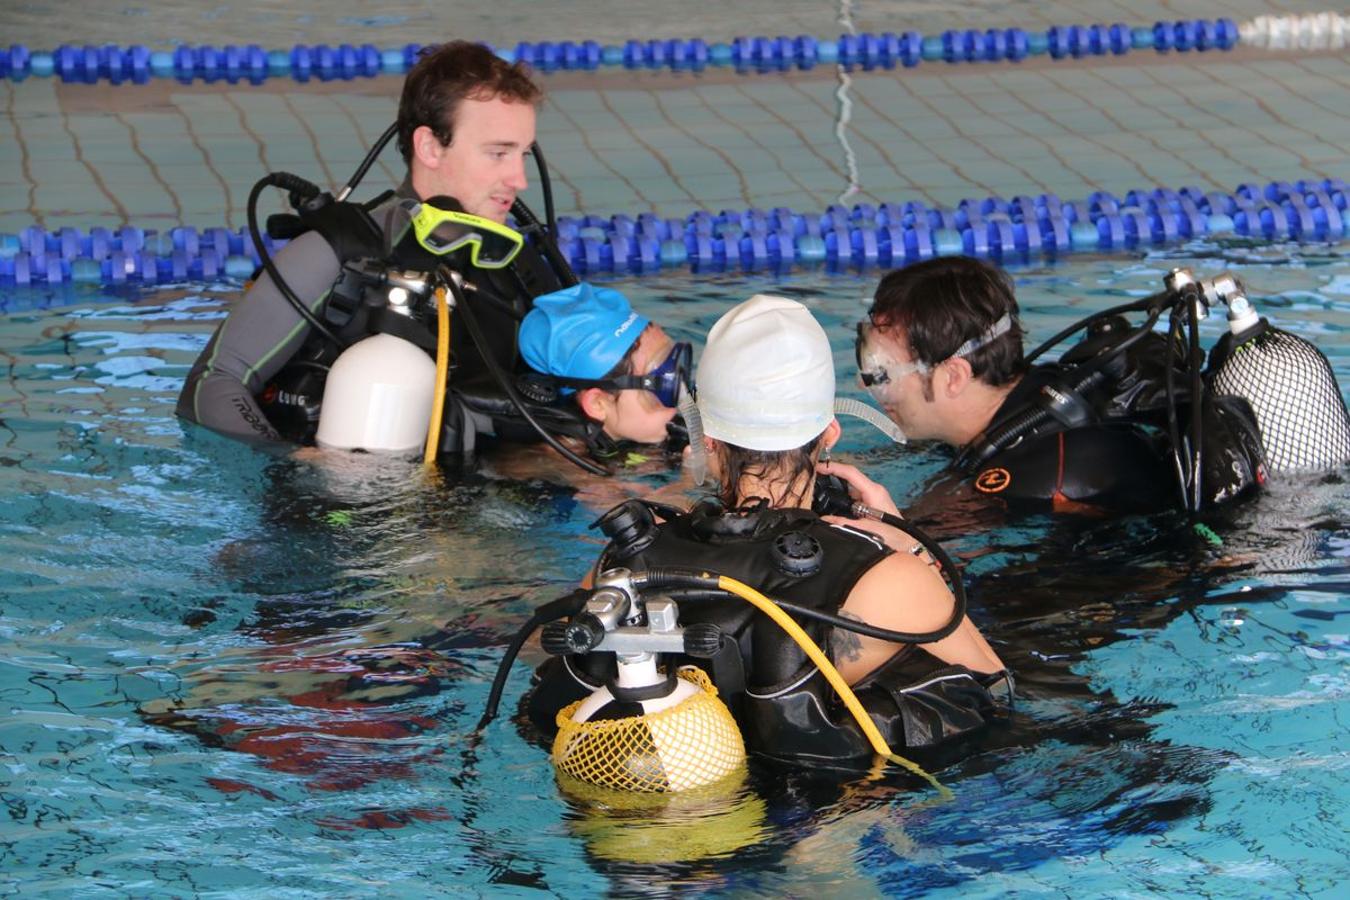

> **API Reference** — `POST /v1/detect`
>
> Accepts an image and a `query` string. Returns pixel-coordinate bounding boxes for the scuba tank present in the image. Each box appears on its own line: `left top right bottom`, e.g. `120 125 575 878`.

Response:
1204 274 1350 472
962 267 1349 510
314 270 440 455
315 334 437 455
539 568 745 793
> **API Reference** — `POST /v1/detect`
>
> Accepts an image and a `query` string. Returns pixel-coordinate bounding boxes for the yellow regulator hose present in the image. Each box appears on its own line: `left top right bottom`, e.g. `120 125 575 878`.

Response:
715 574 951 797
423 286 451 466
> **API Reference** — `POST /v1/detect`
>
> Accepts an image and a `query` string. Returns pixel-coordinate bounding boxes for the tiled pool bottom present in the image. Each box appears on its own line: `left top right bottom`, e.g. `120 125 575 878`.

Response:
3 49 1346 234
1 241 1348 896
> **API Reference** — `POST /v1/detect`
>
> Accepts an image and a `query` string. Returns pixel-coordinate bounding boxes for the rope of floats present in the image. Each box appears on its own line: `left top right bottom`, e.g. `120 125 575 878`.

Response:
0 179 1342 288
1 13 1346 84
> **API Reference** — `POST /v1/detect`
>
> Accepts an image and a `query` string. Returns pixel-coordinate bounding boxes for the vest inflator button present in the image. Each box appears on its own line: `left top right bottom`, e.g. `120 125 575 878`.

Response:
772 530 823 577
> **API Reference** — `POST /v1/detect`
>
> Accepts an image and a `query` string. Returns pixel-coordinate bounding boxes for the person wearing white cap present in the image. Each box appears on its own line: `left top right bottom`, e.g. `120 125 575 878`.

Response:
527 295 1010 763
695 294 1006 684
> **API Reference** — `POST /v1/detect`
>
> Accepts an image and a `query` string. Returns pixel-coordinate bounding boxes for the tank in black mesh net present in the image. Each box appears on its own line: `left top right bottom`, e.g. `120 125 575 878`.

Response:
1208 324 1350 472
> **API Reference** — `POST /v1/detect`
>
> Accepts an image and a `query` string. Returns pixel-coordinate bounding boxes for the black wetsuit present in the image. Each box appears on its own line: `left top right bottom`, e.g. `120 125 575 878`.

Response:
176 183 565 448
958 337 1267 512
528 502 1012 763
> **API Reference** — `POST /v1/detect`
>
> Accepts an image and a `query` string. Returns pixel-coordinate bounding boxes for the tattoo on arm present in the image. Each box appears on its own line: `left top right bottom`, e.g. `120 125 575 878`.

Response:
832 611 865 663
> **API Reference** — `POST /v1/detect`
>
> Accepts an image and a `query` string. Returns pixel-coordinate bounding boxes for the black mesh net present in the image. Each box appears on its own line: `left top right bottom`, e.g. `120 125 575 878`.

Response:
1210 327 1350 472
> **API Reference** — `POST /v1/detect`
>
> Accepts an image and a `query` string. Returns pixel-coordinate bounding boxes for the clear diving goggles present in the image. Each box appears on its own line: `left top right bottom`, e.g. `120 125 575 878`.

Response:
856 312 1013 404
404 197 525 269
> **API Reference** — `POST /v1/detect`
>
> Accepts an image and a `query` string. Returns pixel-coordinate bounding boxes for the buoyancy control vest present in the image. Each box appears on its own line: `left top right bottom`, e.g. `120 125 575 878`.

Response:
257 190 568 448
527 501 1013 762
960 326 1267 511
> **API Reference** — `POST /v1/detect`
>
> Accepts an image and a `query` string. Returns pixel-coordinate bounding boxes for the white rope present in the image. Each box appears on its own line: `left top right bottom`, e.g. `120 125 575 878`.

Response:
1239 12 1348 50
833 0 862 206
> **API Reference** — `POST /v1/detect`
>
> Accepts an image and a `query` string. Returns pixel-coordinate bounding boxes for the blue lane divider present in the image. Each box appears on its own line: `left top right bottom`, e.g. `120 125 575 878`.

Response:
1 178 1342 287
0 18 1243 84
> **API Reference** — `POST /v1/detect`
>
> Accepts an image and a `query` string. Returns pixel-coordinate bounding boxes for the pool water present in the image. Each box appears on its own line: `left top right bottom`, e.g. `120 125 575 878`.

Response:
2 239 1349 896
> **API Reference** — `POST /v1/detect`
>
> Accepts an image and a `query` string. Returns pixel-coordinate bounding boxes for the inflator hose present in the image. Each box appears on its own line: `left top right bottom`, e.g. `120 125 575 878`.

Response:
246 172 348 350
423 286 451 465
510 195 579 288
443 268 609 476
528 141 560 243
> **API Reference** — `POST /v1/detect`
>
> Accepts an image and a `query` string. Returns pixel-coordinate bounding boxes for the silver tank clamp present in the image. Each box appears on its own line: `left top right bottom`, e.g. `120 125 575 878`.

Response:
539 567 723 659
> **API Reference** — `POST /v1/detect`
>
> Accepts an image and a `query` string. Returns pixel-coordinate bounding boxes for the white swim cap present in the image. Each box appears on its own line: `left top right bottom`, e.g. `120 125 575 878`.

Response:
697 295 835 451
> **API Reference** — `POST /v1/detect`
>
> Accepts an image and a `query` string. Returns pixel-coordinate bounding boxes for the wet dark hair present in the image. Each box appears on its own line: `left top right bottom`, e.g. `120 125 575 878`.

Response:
396 41 543 165
716 433 826 509
575 326 643 417
868 256 1026 394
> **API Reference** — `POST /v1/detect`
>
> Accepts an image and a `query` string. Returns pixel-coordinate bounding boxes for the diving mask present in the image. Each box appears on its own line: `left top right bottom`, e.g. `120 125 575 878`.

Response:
554 341 694 409
404 198 524 269
856 313 1013 404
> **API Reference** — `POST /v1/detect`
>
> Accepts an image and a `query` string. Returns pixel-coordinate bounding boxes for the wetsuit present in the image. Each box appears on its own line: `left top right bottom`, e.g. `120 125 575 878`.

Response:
958 335 1267 513
528 501 1012 762
176 182 565 448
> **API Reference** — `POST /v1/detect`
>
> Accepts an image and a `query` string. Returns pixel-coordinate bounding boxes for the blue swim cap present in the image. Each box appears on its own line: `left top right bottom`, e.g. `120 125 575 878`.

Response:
519 283 649 380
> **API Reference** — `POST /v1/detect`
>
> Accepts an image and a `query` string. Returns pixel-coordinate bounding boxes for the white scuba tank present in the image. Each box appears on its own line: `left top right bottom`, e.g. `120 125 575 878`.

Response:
571 656 702 722
315 332 436 455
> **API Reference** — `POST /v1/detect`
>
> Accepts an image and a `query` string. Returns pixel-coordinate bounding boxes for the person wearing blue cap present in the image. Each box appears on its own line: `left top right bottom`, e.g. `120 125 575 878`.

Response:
516 283 693 449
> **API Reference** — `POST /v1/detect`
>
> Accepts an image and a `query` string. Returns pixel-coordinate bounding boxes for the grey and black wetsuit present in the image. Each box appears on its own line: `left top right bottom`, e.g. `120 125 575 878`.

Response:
176 185 565 448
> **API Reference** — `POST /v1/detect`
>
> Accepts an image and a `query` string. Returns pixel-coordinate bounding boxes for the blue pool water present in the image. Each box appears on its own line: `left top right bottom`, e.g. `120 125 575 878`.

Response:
2 239 1349 896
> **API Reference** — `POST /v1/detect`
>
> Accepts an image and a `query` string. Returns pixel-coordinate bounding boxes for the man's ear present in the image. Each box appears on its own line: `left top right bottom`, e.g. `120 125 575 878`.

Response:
941 356 974 398
411 125 447 169
576 387 612 422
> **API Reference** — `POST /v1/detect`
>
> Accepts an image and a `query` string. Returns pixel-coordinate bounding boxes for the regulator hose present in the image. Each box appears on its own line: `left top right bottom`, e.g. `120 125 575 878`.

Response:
475 588 591 731
633 569 947 794
1024 289 1171 365
957 303 1167 473
444 267 608 476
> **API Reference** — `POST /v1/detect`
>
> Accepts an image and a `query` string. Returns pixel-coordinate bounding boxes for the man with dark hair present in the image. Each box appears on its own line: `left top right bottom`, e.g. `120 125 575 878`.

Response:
177 41 567 451
852 256 1263 513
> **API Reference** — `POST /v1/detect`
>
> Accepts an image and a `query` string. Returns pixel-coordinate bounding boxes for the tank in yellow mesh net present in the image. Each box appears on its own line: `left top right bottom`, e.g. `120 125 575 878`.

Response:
552 666 746 793
559 768 768 864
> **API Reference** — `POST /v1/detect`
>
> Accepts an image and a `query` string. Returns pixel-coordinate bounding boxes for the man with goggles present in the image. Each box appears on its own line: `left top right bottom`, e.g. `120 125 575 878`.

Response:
837 256 1181 514
177 42 568 451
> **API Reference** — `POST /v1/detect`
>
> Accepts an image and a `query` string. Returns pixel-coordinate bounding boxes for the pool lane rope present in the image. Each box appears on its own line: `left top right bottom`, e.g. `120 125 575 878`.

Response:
0 14 1345 84
0 178 1343 289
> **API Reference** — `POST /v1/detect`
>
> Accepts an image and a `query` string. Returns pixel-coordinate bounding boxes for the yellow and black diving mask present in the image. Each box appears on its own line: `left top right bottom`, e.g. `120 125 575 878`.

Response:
403 197 524 269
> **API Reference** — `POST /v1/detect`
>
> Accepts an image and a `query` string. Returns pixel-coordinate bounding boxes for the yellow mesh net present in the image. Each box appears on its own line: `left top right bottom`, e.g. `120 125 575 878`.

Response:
552 666 746 793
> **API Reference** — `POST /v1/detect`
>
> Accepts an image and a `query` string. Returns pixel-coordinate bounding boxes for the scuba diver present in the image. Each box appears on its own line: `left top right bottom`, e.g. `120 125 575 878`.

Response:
510 282 691 456
502 295 1010 785
176 41 621 474
855 255 1350 515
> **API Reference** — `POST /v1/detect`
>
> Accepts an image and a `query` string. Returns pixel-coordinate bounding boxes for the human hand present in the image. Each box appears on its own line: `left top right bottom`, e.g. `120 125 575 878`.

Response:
816 460 901 517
